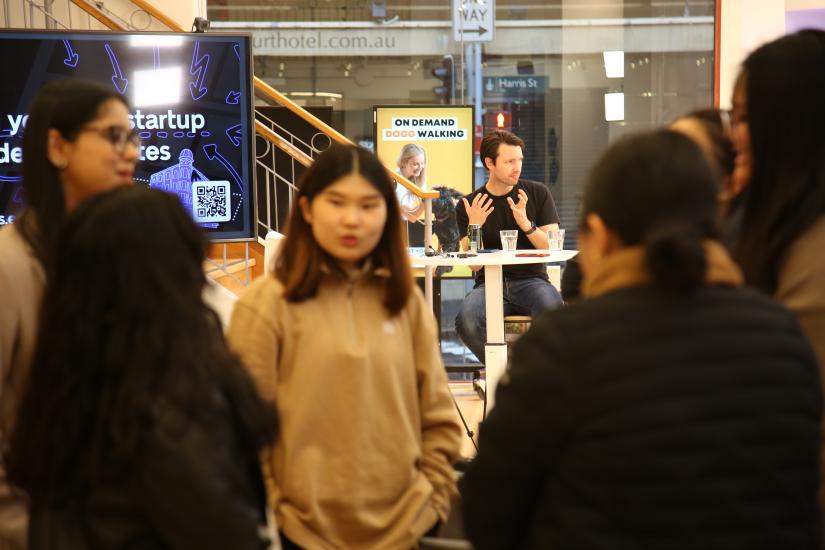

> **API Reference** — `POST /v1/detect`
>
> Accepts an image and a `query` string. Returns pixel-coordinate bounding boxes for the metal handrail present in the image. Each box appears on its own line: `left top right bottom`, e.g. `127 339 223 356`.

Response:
251 78 438 200
127 0 185 33
254 121 313 168
68 0 123 30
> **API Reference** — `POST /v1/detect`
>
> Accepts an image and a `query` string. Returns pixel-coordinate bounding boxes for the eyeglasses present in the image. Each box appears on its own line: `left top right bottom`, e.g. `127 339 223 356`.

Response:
79 125 141 154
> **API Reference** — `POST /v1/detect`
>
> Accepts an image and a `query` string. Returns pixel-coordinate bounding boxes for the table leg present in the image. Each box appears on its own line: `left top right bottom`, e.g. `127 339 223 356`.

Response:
483 264 507 409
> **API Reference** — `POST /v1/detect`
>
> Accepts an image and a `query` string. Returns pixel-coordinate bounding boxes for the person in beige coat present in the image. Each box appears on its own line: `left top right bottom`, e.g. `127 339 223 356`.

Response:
0 79 138 549
229 144 461 550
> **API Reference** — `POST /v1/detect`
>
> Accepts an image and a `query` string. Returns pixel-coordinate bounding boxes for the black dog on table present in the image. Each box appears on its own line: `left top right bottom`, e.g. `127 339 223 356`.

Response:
406 186 463 275
432 186 462 252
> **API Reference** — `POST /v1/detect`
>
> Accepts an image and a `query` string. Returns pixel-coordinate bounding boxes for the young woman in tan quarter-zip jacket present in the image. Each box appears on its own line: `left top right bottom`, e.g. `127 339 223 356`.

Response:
228 144 462 550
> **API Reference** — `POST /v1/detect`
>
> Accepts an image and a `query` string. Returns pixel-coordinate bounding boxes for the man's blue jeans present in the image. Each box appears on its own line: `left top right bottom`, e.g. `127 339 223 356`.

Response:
455 277 562 363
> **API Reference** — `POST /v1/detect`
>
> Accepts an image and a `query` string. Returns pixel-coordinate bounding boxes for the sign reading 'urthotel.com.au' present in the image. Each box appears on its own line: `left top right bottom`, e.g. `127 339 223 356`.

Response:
453 0 495 43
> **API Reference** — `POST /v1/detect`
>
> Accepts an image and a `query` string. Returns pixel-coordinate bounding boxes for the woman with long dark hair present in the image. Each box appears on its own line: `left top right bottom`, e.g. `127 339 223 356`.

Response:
228 144 461 549
0 78 138 548
461 130 821 549
733 27 825 532
6 186 279 548
734 30 825 369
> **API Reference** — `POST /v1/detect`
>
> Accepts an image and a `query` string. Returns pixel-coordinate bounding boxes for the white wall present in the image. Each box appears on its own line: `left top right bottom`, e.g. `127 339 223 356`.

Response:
718 0 785 109
718 0 825 108
786 0 825 9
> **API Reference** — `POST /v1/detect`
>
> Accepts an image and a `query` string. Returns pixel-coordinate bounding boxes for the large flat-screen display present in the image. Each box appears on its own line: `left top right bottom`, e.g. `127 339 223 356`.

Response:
0 30 256 241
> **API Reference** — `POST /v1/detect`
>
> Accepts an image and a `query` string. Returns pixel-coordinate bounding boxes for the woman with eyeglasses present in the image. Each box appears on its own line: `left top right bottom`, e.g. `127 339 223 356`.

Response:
0 78 138 548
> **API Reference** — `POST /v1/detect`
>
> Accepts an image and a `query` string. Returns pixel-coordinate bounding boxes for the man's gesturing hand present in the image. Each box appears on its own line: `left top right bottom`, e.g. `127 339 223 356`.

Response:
462 193 495 225
506 189 530 230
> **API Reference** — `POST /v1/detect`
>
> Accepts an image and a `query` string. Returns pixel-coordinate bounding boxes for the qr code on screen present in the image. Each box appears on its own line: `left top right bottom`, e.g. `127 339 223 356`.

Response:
192 180 231 223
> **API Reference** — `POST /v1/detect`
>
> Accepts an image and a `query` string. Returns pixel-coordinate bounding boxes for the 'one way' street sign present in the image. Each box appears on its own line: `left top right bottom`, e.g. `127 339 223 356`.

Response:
453 0 495 43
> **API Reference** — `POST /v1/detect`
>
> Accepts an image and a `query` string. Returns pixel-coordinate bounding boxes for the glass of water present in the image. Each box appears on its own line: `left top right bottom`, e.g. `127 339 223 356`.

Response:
500 230 518 252
548 228 566 251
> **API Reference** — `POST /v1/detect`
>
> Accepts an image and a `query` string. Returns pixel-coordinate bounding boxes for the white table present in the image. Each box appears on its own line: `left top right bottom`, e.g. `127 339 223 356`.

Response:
411 249 578 408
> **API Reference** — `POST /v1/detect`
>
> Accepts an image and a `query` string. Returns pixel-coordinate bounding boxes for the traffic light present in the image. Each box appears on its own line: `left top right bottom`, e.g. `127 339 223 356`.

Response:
485 110 512 130
432 55 454 104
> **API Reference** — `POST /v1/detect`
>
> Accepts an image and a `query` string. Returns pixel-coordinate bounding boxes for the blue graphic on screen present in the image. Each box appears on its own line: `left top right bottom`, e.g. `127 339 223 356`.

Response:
62 40 78 67
189 41 210 101
0 30 256 240
103 43 129 94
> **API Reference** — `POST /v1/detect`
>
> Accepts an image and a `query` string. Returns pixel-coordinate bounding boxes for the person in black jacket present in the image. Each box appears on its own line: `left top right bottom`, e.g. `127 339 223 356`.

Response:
5 186 279 549
461 129 822 550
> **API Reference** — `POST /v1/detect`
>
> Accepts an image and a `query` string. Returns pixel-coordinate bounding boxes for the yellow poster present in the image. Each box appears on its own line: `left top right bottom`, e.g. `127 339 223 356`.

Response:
374 105 474 197
374 105 474 278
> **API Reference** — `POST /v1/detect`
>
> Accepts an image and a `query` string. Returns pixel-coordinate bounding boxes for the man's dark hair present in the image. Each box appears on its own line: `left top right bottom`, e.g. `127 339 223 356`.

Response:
479 131 525 171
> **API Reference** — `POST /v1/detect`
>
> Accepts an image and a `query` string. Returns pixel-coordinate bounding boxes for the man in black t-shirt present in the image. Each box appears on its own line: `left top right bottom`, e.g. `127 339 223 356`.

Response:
455 131 563 363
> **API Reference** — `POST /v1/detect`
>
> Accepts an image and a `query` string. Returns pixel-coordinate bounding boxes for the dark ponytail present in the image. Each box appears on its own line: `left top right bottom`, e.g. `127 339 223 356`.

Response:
644 223 706 291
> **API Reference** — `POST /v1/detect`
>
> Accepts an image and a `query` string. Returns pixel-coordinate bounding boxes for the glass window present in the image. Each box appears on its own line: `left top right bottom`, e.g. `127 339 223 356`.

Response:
211 0 716 362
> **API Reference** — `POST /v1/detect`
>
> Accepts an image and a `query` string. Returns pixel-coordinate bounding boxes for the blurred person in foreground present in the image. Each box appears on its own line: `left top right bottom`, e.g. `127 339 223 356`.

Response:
734 29 825 373
6 186 278 548
671 108 743 247
461 129 821 550
0 79 138 549
732 28 825 528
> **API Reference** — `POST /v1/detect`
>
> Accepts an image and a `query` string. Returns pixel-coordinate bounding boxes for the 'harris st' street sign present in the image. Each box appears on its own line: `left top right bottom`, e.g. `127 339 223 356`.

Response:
483 76 548 95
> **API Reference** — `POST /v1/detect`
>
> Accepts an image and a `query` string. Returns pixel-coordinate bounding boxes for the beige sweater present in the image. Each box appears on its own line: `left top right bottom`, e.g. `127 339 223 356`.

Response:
0 224 43 548
777 216 825 376
776 216 825 530
228 269 461 550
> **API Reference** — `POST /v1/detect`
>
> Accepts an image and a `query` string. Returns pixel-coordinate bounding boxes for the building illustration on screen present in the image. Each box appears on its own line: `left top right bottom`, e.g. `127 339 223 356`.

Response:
149 148 200 210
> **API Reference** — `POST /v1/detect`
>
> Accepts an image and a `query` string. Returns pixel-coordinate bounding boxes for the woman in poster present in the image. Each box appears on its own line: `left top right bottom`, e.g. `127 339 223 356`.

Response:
395 143 427 221
395 143 427 246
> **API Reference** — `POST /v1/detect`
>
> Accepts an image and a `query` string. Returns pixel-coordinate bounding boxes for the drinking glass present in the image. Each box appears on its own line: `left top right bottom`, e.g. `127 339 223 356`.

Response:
500 230 518 252
548 229 565 251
